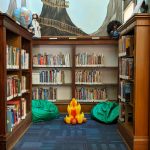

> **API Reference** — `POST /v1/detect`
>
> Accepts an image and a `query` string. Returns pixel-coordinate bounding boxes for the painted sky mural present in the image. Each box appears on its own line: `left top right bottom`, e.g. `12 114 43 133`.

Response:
0 0 122 36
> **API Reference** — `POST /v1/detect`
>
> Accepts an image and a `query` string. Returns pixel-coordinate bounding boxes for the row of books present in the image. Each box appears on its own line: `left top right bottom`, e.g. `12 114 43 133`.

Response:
119 81 133 102
119 102 133 123
32 87 57 100
32 70 65 84
75 87 107 100
119 36 134 56
119 58 134 79
7 76 21 100
6 45 19 69
33 53 70 67
7 98 27 132
75 52 104 66
75 70 102 83
6 45 29 69
7 75 28 100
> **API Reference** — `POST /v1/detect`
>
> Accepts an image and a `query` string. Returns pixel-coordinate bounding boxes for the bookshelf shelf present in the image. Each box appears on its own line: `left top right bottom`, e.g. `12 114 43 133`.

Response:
21 89 30 94
33 65 71 68
37 99 116 103
119 75 133 80
119 52 134 58
76 64 104 67
75 66 118 69
77 99 108 102
118 95 133 104
32 38 118 113
48 100 57 102
75 83 118 86
118 96 126 102
75 82 103 85
119 52 127 57
22 69 30 71
118 14 150 150
7 66 19 69
33 66 72 69
7 69 20 72
0 14 32 150
32 83 72 86
7 94 22 101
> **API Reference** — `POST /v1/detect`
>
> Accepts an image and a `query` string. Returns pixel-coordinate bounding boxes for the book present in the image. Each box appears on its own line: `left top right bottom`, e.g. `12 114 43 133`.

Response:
21 98 27 119
21 49 29 69
21 76 27 92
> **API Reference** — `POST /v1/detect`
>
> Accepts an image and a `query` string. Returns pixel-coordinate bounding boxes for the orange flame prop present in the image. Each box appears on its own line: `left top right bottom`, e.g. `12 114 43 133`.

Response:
64 98 87 124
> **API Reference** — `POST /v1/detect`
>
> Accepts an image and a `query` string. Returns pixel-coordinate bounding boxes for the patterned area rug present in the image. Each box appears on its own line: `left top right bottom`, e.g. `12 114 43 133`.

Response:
13 115 128 150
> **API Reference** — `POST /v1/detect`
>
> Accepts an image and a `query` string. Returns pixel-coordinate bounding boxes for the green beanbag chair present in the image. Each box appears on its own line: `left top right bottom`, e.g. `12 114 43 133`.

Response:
91 101 119 124
32 100 59 123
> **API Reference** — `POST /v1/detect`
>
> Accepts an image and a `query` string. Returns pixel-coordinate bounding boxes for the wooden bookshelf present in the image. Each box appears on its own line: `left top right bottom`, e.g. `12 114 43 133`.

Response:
32 37 118 113
0 14 32 150
118 14 150 150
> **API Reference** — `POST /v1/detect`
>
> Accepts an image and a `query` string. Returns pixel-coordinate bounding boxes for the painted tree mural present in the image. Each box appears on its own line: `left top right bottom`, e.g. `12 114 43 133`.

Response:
39 0 87 36
21 0 26 7
5 0 123 36
7 0 17 16
93 0 122 36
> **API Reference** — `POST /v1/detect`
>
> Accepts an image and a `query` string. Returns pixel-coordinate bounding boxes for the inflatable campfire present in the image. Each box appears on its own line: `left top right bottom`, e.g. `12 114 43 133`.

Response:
64 98 87 124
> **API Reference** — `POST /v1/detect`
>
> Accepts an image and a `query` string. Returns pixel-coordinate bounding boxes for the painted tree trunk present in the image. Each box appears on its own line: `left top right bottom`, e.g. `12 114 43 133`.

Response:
7 0 17 17
21 0 26 7
40 0 86 36
93 0 122 36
